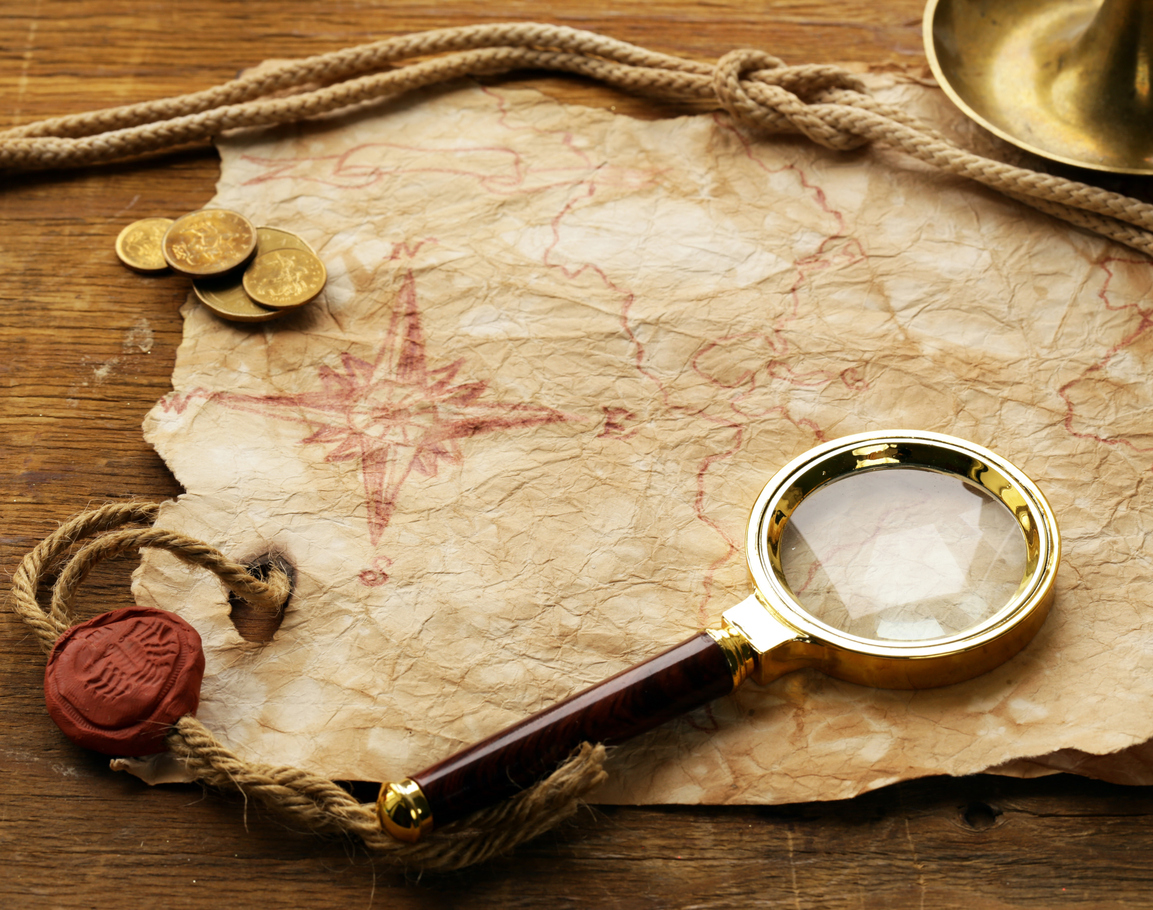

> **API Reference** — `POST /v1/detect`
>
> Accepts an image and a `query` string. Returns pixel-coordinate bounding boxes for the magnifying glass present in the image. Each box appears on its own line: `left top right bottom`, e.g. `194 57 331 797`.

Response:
378 430 1060 841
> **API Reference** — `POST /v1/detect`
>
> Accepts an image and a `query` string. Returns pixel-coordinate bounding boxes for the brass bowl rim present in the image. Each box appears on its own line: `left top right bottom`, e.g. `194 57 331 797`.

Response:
745 429 1061 663
923 0 1153 175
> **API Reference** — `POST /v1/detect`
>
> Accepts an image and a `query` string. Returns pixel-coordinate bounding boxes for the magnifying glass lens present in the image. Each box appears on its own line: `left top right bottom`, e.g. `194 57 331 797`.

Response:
376 432 1059 840
779 468 1028 642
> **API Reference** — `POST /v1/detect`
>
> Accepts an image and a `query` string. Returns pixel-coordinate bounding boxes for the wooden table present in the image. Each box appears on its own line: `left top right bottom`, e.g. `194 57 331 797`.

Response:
3 2 1152 907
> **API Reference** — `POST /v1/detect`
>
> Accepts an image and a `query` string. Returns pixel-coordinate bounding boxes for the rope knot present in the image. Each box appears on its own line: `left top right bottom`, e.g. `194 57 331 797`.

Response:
712 49 870 151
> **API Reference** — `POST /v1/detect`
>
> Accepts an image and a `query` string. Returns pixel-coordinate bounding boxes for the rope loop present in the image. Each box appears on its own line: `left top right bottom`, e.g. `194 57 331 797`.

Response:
712 49 869 151
4 22 1153 255
12 20 1153 866
10 502 608 870
11 501 291 653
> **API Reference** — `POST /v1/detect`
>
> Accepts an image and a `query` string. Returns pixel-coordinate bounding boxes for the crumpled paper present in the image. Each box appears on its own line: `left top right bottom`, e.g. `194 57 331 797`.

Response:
134 74 1153 804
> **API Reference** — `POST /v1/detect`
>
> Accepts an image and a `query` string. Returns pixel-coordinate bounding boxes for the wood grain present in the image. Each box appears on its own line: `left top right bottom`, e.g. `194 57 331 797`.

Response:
2 1 1150 907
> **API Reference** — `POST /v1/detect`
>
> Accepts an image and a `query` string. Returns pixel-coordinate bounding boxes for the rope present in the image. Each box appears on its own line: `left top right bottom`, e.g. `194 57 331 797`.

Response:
3 22 1153 257
10 501 608 871
9 21 1151 868
162 717 606 872
10 501 288 653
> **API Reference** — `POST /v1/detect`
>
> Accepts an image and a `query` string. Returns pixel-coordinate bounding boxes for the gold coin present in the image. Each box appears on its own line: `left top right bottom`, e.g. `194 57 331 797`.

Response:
242 247 327 310
193 275 284 323
252 225 316 257
189 227 316 323
162 209 257 277
115 217 174 273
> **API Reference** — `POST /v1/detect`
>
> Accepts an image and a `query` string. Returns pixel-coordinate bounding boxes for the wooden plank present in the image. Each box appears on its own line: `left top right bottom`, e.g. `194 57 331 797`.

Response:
3 1 1149 907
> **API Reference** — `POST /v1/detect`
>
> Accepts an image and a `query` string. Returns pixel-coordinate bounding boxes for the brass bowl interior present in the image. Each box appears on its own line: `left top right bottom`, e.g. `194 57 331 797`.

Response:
925 0 1153 174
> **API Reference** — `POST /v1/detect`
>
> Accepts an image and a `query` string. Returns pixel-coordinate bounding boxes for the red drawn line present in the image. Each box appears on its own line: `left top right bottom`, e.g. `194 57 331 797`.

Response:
239 141 654 200
691 414 745 623
389 239 437 261
539 180 671 402
670 123 867 592
717 114 848 236
205 270 574 551
155 388 213 415
483 86 595 168
241 142 531 192
599 406 638 439
1059 256 1153 455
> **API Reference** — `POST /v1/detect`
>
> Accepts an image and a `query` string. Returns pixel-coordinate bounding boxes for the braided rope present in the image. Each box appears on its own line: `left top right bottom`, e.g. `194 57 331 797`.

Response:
3 22 1153 258
164 717 607 871
10 501 288 653
9 21 1152 868
10 502 608 871
11 502 161 650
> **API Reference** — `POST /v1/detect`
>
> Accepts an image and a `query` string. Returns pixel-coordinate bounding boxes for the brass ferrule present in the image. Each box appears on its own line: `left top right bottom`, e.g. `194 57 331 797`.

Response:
377 778 434 842
706 622 757 690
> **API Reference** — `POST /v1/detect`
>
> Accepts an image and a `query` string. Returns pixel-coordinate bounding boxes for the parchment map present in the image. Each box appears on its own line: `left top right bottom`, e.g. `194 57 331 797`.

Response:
135 75 1153 804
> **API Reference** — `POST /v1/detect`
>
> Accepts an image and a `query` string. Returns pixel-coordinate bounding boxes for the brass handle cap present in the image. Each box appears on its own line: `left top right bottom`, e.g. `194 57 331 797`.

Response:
377 778 434 842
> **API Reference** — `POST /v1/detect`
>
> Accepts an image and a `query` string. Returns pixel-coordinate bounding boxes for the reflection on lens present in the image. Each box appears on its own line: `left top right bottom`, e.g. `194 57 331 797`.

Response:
779 468 1028 642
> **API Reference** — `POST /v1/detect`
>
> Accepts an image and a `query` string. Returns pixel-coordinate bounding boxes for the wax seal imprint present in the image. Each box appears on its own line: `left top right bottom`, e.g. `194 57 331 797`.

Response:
162 208 257 277
115 217 175 273
44 607 206 756
242 246 328 309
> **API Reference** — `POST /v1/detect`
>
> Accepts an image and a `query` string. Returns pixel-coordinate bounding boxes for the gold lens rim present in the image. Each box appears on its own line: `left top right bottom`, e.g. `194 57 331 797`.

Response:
744 430 1060 687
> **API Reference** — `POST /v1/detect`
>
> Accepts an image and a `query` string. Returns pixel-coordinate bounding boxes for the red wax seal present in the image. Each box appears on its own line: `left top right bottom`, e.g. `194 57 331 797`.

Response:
44 607 205 756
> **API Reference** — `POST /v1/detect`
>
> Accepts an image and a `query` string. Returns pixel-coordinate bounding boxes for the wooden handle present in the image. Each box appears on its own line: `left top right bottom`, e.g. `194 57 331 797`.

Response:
410 631 735 828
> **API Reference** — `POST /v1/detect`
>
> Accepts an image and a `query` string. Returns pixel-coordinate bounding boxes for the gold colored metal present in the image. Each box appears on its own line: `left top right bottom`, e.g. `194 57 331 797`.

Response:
714 594 822 685
705 620 759 688
728 430 1060 690
377 778 434 842
377 430 1057 844
925 0 1153 174
242 247 327 310
250 226 317 257
193 275 282 323
162 208 258 276
191 226 320 323
115 217 174 273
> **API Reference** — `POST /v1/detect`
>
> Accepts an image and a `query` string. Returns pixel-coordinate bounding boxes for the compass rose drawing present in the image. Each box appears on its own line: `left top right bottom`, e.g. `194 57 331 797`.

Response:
214 270 571 545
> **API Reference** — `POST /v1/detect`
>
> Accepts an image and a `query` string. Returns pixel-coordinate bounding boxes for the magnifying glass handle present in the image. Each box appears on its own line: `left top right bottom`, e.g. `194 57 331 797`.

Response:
377 630 741 841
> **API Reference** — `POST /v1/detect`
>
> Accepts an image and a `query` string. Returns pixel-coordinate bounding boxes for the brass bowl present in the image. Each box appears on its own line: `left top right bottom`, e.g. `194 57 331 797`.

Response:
924 0 1153 174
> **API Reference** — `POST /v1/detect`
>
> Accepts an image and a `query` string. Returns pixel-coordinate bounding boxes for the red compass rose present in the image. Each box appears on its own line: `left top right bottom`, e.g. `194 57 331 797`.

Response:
216 270 571 544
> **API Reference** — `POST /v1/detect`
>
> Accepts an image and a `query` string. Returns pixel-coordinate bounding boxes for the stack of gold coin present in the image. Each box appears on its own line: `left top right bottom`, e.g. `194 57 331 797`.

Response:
114 209 327 323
